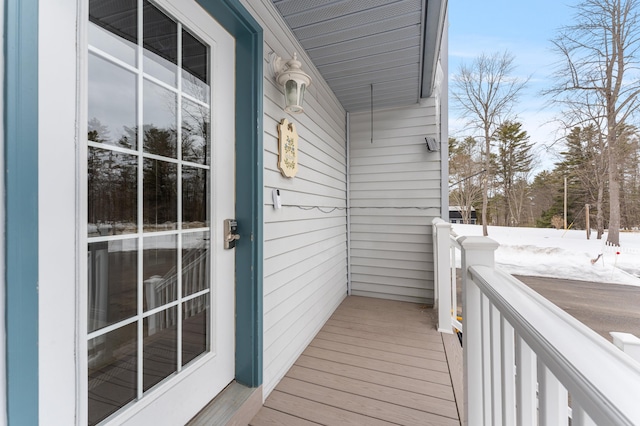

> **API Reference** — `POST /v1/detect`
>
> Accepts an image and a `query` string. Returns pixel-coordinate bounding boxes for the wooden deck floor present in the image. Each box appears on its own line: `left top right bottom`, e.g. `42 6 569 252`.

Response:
250 296 463 426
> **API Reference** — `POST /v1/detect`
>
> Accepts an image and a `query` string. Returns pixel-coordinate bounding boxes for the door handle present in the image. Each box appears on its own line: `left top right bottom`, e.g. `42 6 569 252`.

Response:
224 219 239 249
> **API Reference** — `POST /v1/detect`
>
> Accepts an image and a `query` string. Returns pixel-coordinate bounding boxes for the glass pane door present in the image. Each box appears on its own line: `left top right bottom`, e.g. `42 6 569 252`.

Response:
86 1 214 423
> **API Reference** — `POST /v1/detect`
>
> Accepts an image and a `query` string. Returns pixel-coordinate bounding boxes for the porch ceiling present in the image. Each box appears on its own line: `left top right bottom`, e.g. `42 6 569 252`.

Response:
271 0 446 112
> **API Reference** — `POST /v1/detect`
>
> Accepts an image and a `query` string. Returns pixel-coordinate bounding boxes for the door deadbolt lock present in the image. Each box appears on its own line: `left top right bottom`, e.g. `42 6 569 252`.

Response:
224 219 240 249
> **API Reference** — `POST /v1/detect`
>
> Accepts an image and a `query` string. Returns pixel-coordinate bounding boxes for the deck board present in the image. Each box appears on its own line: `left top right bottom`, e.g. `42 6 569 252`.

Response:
302 345 451 384
314 330 445 360
250 407 321 426
321 322 443 350
295 355 455 400
309 338 448 370
264 391 396 425
250 296 461 425
325 318 444 344
286 365 458 418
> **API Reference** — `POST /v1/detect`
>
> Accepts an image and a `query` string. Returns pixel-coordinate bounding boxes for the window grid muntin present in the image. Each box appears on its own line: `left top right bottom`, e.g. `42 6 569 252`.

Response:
88 141 210 172
86 0 212 418
87 43 210 111
86 286 210 342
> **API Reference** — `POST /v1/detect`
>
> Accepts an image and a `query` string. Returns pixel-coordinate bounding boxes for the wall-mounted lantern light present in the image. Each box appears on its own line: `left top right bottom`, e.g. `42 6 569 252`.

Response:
270 52 312 114
425 137 439 152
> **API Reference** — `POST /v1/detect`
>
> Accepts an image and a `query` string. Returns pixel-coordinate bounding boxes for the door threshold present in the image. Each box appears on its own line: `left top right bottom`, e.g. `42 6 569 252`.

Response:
187 382 262 426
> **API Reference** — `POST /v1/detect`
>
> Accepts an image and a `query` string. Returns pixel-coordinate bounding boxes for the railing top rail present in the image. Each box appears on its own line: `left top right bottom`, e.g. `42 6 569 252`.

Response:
450 233 461 250
470 264 640 425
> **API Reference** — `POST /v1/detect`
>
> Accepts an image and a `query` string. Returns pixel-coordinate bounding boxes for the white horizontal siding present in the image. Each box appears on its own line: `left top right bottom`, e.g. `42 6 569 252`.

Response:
240 0 348 399
349 101 441 303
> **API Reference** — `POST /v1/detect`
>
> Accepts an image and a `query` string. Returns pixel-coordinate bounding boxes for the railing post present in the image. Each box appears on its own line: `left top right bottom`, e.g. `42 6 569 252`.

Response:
610 332 640 364
433 219 453 333
459 236 499 426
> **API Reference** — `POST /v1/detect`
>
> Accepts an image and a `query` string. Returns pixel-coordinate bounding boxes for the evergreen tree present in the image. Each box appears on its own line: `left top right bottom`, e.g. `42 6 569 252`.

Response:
530 171 556 216
532 170 564 228
494 121 533 226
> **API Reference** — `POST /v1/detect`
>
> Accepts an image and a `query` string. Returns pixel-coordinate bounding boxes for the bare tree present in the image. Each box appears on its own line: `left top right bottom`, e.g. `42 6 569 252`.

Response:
509 177 532 226
449 137 484 223
549 0 640 246
559 124 609 238
555 92 609 238
616 125 640 228
452 51 528 236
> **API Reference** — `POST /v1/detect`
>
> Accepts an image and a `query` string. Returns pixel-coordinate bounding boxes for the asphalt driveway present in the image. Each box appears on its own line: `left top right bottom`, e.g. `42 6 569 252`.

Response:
515 275 640 343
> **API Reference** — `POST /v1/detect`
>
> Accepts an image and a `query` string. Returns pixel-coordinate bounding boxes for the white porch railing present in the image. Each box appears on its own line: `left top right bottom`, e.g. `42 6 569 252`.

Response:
432 219 640 425
432 217 462 334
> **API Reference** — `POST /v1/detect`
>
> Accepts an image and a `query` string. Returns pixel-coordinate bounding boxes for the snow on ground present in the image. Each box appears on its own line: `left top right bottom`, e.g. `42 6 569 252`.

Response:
451 224 640 287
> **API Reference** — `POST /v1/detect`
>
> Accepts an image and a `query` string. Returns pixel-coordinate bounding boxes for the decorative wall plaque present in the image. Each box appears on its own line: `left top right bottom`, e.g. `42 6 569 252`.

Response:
277 118 299 178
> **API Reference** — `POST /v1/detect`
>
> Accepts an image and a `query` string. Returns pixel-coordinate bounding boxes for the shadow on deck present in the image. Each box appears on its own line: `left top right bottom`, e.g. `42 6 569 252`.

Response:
250 296 464 425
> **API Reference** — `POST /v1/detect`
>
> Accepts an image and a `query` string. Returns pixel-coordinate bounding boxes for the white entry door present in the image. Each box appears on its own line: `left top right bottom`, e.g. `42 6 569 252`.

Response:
85 0 235 424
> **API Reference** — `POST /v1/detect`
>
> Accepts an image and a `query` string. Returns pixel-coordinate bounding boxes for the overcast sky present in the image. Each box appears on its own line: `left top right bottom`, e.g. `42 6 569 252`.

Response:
448 0 578 172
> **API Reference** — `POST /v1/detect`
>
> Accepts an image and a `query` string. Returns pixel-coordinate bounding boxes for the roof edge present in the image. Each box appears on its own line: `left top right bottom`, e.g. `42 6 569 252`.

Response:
420 0 447 98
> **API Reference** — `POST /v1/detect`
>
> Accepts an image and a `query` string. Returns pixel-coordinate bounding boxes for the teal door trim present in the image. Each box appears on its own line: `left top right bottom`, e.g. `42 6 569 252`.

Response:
196 0 264 387
4 0 39 424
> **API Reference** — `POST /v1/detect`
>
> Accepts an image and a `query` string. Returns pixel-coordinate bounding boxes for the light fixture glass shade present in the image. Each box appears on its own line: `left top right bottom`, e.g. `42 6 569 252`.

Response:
285 80 305 114
272 52 312 115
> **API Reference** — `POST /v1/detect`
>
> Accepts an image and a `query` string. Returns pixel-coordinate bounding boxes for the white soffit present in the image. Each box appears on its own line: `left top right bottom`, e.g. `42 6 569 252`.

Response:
272 0 439 113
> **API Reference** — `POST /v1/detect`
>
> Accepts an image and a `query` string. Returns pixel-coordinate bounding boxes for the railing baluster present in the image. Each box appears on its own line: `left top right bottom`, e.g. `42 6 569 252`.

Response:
538 362 568 425
501 318 515 425
572 402 597 426
481 293 492 424
490 303 503 425
450 244 458 330
515 335 536 426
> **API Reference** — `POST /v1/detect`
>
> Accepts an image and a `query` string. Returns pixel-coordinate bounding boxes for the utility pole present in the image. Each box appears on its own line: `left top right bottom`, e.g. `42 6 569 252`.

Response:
564 176 567 230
